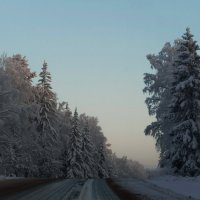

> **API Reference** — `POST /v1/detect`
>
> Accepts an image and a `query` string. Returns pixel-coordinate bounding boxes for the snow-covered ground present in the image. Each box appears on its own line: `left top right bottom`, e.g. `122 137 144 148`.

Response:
115 177 199 200
148 175 200 199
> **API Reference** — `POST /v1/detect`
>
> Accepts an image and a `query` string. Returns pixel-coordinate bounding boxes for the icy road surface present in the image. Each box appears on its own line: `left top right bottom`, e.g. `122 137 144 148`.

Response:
2 179 119 200
79 179 120 200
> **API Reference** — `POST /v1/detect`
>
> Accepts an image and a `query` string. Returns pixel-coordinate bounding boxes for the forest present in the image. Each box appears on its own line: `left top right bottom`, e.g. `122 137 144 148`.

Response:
0 54 145 178
2 27 200 180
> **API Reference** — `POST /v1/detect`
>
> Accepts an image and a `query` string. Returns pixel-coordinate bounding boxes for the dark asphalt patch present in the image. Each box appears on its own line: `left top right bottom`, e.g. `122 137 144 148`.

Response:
0 178 61 197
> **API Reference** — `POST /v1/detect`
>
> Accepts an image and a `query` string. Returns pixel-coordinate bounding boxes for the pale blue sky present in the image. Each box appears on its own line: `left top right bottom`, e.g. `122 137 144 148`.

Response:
1 0 200 167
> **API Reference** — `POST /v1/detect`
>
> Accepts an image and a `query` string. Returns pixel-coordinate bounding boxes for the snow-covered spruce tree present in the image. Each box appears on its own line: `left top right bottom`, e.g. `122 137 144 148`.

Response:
105 145 116 177
65 108 84 178
97 142 109 178
85 116 110 177
59 102 72 177
37 61 58 177
143 43 176 167
81 120 95 178
58 102 72 139
166 28 200 176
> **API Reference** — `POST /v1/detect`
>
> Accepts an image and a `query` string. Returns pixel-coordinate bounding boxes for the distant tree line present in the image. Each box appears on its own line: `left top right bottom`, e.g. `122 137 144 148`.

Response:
0 54 146 178
144 28 200 176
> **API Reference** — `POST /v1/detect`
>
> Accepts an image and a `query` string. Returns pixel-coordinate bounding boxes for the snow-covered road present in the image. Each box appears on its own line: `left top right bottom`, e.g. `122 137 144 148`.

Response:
79 179 120 200
2 179 119 200
4 177 197 200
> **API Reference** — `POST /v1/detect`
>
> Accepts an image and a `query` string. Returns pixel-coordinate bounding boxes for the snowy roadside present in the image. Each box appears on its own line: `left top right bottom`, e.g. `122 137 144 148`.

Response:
115 178 198 200
147 175 200 200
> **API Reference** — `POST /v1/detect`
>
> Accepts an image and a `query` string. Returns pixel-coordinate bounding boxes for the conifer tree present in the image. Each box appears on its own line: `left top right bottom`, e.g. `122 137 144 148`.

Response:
59 102 72 177
37 61 57 139
97 142 109 178
166 28 200 176
144 29 200 176
37 61 58 177
65 108 83 178
82 120 95 178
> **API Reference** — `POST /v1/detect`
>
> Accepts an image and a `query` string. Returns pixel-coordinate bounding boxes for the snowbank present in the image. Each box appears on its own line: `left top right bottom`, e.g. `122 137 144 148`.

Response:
148 175 200 199
115 178 192 200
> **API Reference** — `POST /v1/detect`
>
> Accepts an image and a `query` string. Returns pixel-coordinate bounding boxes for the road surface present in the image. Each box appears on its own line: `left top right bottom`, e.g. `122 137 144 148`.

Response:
79 179 120 200
4 178 193 200
2 179 120 200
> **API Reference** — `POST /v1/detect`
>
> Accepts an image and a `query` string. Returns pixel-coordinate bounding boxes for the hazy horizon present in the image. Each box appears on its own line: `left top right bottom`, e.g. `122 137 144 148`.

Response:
1 0 200 168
